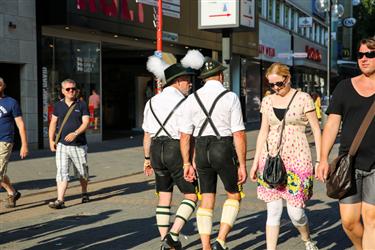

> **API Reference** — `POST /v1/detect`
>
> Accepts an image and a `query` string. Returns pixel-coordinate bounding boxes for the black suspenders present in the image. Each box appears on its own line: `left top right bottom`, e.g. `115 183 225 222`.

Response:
149 97 186 139
194 90 230 139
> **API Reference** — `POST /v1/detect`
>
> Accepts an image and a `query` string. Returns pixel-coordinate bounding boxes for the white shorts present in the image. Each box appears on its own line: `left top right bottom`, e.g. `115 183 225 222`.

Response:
56 143 89 182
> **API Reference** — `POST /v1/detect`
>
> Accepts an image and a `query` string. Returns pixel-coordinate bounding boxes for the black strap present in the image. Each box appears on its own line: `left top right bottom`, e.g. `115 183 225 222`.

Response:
194 90 230 139
266 90 299 153
149 97 186 139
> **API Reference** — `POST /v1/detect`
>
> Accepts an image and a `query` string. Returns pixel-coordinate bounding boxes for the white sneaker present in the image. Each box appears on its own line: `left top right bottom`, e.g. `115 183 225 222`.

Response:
305 240 318 250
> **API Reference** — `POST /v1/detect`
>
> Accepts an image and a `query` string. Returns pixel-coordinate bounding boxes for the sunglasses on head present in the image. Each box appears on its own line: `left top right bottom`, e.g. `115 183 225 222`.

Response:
268 81 285 88
64 87 77 92
357 51 375 59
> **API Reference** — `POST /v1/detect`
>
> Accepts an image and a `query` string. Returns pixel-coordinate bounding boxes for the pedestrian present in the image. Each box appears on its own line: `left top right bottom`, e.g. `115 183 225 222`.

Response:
143 55 198 250
48 79 90 209
249 63 321 250
317 37 375 250
88 88 100 130
180 56 247 250
0 77 28 208
310 92 322 121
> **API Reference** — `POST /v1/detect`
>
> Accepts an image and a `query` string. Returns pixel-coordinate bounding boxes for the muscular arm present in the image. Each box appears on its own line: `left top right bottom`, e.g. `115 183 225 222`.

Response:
233 130 247 167
143 132 153 176
180 132 192 165
48 115 58 152
14 116 28 159
317 114 341 181
64 115 89 142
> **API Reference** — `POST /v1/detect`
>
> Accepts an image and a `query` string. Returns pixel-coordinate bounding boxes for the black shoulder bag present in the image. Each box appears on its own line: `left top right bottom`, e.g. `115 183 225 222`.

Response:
263 91 298 188
326 99 375 199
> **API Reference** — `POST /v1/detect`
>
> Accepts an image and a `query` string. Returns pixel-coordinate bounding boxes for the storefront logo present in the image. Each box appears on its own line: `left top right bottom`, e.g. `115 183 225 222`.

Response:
259 44 275 57
305 45 322 62
76 0 144 23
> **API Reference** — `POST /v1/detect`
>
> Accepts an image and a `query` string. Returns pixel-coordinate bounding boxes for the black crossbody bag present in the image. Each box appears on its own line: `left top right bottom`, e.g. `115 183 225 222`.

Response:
263 91 298 188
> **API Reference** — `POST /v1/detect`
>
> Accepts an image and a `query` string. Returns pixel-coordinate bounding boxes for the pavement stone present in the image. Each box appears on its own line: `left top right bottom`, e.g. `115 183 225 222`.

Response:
0 130 354 250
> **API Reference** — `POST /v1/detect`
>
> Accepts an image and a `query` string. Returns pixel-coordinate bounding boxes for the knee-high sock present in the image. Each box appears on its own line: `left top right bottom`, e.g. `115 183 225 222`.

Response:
286 203 308 227
175 199 196 226
156 205 171 229
196 207 213 235
220 199 240 228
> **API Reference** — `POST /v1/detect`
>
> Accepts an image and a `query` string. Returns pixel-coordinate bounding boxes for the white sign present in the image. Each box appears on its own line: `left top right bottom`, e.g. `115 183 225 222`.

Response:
240 0 255 28
298 17 313 28
342 17 356 28
199 0 239 29
136 0 180 19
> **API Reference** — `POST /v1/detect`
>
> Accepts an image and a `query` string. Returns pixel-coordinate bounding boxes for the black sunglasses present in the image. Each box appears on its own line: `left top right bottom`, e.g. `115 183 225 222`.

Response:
357 51 375 59
268 81 285 88
64 87 77 92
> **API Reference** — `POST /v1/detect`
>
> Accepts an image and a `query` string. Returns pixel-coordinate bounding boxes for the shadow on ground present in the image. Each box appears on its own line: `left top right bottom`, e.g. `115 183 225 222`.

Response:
0 179 154 216
184 200 351 250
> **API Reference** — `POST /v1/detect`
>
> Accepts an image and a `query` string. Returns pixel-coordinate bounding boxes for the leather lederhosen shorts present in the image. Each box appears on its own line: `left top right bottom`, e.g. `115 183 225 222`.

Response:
150 136 196 194
195 136 240 194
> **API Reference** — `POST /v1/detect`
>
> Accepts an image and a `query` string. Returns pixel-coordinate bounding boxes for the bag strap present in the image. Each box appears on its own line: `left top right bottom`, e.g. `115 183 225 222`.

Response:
267 90 299 153
194 90 230 139
153 97 186 138
348 99 375 156
54 102 77 145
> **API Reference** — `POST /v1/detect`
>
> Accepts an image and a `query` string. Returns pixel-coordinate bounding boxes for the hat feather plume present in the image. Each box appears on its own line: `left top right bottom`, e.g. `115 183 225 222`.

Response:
181 50 205 70
146 55 169 82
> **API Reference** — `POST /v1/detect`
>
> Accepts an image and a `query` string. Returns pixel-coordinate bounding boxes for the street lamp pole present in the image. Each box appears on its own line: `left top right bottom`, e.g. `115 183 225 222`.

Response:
327 2 331 104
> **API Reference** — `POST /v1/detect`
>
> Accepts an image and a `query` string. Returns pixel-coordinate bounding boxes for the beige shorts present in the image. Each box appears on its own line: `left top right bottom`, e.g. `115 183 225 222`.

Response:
0 142 14 181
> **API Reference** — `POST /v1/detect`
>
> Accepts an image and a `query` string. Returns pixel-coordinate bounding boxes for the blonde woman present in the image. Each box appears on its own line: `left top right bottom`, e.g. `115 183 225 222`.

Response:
250 63 321 250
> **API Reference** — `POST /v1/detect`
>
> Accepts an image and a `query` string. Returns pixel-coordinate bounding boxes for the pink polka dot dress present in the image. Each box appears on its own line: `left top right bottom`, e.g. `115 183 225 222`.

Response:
257 91 316 208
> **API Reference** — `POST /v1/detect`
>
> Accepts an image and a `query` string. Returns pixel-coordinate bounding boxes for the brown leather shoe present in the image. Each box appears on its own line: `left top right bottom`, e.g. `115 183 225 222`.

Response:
5 190 21 208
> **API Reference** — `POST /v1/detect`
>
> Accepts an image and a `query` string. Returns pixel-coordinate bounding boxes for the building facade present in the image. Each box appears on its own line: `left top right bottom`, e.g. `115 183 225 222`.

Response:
0 0 38 149
36 0 259 147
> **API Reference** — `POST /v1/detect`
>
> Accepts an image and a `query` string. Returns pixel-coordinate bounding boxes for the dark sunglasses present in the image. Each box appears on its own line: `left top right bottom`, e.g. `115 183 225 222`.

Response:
64 87 77 92
268 81 285 88
357 51 375 59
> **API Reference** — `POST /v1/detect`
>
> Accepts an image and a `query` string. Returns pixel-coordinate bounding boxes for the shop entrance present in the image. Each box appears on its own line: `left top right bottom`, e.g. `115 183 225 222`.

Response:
0 63 21 148
101 43 153 140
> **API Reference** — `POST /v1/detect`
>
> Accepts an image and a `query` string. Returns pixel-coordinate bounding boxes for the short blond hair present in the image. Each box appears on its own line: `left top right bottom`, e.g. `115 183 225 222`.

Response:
265 62 291 80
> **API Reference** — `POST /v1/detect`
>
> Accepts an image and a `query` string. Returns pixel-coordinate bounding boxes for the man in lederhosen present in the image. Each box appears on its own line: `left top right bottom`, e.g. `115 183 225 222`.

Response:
180 58 247 250
143 61 198 250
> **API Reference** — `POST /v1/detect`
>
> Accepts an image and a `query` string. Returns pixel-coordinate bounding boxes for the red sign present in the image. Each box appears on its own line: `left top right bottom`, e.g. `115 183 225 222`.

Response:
305 45 322 62
259 44 276 57
76 0 144 23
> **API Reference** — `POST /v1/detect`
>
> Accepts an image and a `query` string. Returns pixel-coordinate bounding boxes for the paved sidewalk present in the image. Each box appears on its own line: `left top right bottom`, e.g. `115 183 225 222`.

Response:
0 130 353 250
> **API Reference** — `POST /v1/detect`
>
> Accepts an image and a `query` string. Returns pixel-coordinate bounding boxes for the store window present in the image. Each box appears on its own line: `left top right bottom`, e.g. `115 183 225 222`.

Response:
41 36 101 141
284 5 290 29
241 59 261 124
276 0 281 25
268 0 274 22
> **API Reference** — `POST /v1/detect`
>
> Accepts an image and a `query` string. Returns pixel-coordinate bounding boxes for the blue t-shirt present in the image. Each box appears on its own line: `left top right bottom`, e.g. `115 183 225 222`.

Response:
0 96 22 143
53 99 89 146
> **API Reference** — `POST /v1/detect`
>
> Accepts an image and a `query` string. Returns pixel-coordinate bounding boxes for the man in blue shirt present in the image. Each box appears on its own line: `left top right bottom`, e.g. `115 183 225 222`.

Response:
0 77 28 208
48 79 90 209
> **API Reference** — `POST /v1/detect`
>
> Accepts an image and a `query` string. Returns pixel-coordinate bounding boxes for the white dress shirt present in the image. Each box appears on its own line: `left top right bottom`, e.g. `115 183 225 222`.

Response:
142 86 186 139
180 80 245 137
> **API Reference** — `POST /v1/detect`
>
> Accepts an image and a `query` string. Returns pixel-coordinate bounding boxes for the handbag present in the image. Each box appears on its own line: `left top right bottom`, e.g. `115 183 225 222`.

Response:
326 100 375 199
263 91 298 188
54 103 77 146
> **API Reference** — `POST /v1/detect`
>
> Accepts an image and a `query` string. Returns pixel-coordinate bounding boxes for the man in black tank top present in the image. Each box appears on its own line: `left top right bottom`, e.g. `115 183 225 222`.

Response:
317 37 375 250
180 57 247 250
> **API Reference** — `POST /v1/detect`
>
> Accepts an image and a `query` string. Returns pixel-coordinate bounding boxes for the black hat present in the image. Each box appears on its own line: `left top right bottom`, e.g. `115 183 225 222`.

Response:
164 63 195 86
198 58 227 79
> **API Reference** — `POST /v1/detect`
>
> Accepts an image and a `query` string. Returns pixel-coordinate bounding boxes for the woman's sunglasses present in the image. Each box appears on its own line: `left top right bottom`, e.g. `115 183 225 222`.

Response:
357 51 375 59
268 81 285 88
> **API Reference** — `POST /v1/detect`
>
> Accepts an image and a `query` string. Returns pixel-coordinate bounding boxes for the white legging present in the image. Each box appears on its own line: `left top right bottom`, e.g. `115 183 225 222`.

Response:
266 199 308 227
